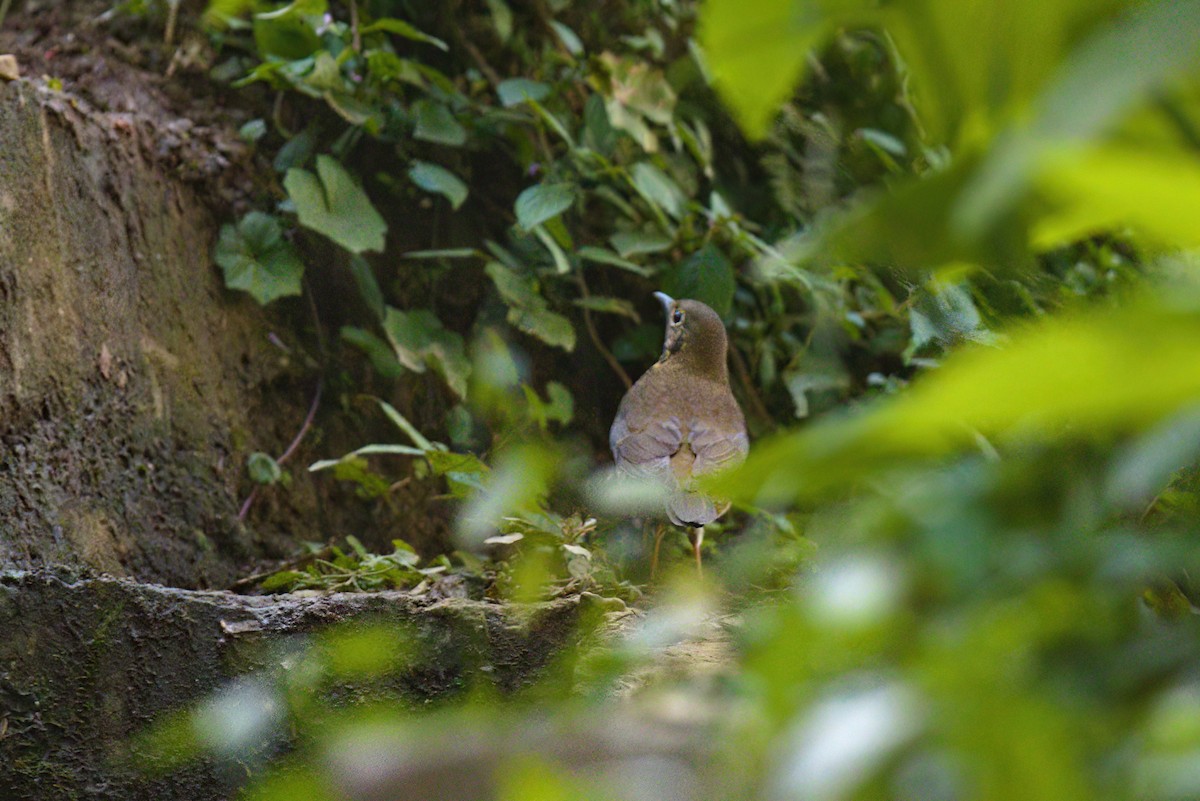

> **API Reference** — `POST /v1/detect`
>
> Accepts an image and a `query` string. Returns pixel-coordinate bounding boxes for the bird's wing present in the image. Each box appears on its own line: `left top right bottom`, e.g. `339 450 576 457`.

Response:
610 414 683 485
688 421 749 478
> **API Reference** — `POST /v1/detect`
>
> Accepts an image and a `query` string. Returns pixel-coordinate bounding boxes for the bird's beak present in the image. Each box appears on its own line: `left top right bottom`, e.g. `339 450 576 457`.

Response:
653 291 675 313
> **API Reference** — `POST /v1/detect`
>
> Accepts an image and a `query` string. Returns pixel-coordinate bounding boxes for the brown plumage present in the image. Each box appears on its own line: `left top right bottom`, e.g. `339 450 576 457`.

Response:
609 293 749 573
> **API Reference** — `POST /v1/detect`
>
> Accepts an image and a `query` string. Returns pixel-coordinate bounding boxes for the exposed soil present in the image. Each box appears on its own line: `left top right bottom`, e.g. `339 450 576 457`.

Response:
0 0 271 215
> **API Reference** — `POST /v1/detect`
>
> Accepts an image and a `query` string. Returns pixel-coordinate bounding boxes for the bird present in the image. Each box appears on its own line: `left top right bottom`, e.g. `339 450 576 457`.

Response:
609 292 749 575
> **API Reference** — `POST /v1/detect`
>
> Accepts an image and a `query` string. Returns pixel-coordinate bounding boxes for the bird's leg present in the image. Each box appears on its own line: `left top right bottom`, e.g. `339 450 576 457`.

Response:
650 523 667 579
688 526 704 577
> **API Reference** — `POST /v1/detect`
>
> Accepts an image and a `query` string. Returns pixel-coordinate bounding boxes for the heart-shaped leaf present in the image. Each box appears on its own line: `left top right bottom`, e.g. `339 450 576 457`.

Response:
285 155 387 254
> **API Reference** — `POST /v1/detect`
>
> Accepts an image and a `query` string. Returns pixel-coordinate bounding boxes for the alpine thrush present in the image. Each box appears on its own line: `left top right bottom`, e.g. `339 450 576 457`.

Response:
609 293 748 574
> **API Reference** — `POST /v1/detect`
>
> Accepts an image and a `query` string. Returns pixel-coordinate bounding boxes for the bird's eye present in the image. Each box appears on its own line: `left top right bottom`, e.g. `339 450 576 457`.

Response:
672 309 684 324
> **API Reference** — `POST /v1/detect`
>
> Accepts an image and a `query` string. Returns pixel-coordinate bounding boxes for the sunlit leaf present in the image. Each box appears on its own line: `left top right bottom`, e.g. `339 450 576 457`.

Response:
699 0 830 139
725 296 1200 504
1035 144 1200 248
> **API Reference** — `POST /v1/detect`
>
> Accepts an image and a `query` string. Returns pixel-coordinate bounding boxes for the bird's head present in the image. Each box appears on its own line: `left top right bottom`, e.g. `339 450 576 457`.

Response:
654 292 729 380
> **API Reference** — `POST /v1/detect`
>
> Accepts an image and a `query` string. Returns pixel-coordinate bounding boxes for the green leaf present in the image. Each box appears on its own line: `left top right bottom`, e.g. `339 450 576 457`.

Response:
514 184 576 230
255 0 326 20
361 17 448 51
413 100 467 146
508 307 576 352
699 0 828 139
724 295 1200 504
630 162 687 219
1035 144 1200 249
305 51 343 92
573 296 640 321
610 230 672 257
523 381 575 429
215 212 305 305
485 261 542 309
549 21 583 56
485 262 577 352
783 355 850 419
403 248 482 260
259 570 306 592
427 450 490 477
273 126 316 173
533 226 571 275
583 94 617 154
341 326 405 378
383 308 471 398
377 398 434 451
285 156 387 254
252 11 321 60
347 255 384 321
239 119 267 143
661 244 736 317
577 246 652 276
953 0 1200 237
908 282 994 354
485 0 513 41
408 160 468 210
247 452 283 485
497 78 551 107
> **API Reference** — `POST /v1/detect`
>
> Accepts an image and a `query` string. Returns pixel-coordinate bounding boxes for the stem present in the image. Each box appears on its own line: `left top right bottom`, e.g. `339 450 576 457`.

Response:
728 343 773 429
238 287 328 522
349 0 361 52
164 0 179 45
459 35 502 88
577 271 632 391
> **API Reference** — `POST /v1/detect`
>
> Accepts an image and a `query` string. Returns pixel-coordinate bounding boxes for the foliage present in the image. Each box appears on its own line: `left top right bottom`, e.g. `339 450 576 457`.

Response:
214 211 304 304
257 536 447 593
123 0 1200 799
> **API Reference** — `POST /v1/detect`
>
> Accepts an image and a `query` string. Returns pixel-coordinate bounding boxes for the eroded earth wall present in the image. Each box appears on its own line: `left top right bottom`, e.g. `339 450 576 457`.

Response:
0 79 282 587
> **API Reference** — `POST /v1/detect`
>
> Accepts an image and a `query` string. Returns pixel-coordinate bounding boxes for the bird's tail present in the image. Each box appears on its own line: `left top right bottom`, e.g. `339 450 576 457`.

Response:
667 491 717 528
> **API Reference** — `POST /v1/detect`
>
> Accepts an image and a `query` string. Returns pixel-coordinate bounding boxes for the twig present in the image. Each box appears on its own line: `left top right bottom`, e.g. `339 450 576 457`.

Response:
577 271 632 391
238 288 329 522
237 377 324 521
229 544 334 590
728 344 773 428
457 33 502 89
